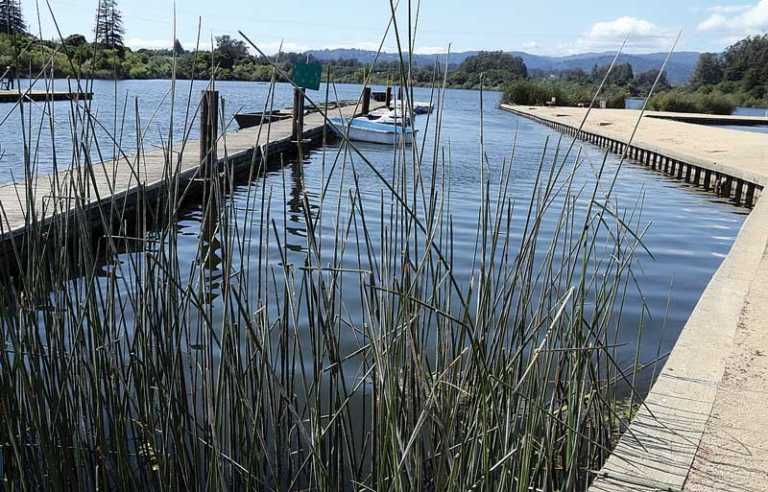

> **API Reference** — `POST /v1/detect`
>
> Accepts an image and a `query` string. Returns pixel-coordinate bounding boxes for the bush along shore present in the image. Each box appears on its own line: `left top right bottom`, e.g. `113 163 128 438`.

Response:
0 32 527 89
502 36 768 114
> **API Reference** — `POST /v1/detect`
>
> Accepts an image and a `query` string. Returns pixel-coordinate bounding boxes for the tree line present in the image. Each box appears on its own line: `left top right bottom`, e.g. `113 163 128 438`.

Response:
689 35 768 104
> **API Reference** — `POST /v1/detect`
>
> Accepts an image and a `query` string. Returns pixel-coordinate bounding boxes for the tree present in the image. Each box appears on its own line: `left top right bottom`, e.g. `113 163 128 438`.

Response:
449 51 528 88
173 39 184 55
94 0 124 49
0 0 25 35
64 34 87 47
592 62 634 86
690 53 723 87
214 35 248 70
634 69 670 92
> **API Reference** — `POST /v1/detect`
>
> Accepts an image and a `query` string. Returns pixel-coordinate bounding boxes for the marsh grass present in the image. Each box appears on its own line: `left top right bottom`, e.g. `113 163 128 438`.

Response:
0 4 661 491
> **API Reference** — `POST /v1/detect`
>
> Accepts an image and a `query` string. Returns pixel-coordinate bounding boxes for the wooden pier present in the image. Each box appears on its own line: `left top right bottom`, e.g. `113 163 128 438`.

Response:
500 105 768 491
502 105 767 207
0 90 93 103
0 90 376 262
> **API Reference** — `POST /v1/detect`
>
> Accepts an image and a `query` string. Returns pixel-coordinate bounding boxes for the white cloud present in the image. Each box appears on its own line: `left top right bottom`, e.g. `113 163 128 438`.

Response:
698 14 728 30
707 4 751 14
522 41 540 50
698 0 768 34
570 17 674 52
413 46 450 55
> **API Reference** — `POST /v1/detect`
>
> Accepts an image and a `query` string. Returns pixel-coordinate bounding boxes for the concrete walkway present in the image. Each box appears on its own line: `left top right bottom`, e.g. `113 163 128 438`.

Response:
499 106 768 491
686 245 768 491
502 105 768 187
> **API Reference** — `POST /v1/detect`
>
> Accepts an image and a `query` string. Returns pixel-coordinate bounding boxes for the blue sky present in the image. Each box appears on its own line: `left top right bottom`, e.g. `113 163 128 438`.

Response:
23 0 768 55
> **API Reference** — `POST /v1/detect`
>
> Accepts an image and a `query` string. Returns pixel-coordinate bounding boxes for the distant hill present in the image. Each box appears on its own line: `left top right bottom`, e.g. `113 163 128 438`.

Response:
305 49 701 85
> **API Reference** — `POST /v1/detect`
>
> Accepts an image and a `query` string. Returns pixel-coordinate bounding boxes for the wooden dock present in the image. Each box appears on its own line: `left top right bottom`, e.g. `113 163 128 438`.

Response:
502 105 767 206
0 93 375 261
499 105 768 491
0 90 93 103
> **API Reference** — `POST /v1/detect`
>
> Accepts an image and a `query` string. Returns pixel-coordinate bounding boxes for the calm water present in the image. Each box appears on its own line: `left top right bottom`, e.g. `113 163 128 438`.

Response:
0 80 747 385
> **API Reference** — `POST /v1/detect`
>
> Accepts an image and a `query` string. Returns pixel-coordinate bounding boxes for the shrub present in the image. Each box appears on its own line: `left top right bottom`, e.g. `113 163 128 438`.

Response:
648 90 735 115
503 80 626 108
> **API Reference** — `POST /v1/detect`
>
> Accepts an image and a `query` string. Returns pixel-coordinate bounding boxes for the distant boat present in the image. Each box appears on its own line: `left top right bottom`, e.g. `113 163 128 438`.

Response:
372 91 387 102
329 114 417 145
234 110 292 129
392 100 434 115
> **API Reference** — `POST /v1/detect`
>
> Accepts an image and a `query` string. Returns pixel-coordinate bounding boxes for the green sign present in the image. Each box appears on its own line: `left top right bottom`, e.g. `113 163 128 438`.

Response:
293 62 322 91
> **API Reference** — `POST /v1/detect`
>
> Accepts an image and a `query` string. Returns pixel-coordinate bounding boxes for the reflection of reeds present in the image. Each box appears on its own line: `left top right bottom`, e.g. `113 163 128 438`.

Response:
0 5 655 491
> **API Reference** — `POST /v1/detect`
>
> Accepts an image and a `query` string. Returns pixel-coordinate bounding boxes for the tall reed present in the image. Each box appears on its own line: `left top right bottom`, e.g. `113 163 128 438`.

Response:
0 5 653 491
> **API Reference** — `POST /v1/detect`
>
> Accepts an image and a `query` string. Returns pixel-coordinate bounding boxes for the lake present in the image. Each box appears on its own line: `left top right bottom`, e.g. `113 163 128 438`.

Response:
0 79 746 384
0 78 752 488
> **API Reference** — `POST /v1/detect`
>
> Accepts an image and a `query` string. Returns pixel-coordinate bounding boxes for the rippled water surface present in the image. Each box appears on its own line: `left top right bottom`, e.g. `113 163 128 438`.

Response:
1 80 748 386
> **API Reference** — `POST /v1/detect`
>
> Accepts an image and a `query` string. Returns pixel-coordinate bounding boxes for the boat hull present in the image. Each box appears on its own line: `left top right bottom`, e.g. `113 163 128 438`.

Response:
234 111 291 129
329 117 416 145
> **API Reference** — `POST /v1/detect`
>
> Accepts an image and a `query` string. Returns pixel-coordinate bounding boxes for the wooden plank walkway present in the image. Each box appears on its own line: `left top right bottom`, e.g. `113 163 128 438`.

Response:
498 105 768 491
0 90 93 102
0 100 369 247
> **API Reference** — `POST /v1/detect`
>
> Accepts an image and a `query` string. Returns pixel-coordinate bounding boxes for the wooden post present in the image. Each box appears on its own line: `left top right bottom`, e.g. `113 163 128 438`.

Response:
704 169 712 190
200 90 219 178
685 164 692 183
361 87 371 115
694 167 702 186
385 86 392 109
292 87 305 142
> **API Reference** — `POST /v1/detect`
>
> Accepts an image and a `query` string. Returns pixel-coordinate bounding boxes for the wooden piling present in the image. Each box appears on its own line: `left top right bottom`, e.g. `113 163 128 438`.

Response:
200 90 219 178
362 87 371 115
292 87 305 142
385 86 392 109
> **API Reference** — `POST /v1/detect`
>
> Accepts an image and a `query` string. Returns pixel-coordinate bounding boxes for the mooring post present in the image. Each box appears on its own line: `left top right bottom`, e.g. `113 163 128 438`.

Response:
694 167 702 186
704 169 712 189
385 86 392 109
200 90 219 179
361 87 371 115
292 87 305 142
685 164 692 183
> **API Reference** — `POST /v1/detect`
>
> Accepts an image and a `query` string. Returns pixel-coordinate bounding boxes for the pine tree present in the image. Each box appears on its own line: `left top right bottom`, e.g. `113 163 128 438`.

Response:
0 0 26 35
94 0 124 49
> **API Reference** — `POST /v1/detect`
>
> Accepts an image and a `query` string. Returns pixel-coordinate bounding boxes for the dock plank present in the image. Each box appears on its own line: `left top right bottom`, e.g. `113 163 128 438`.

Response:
0 101 368 241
